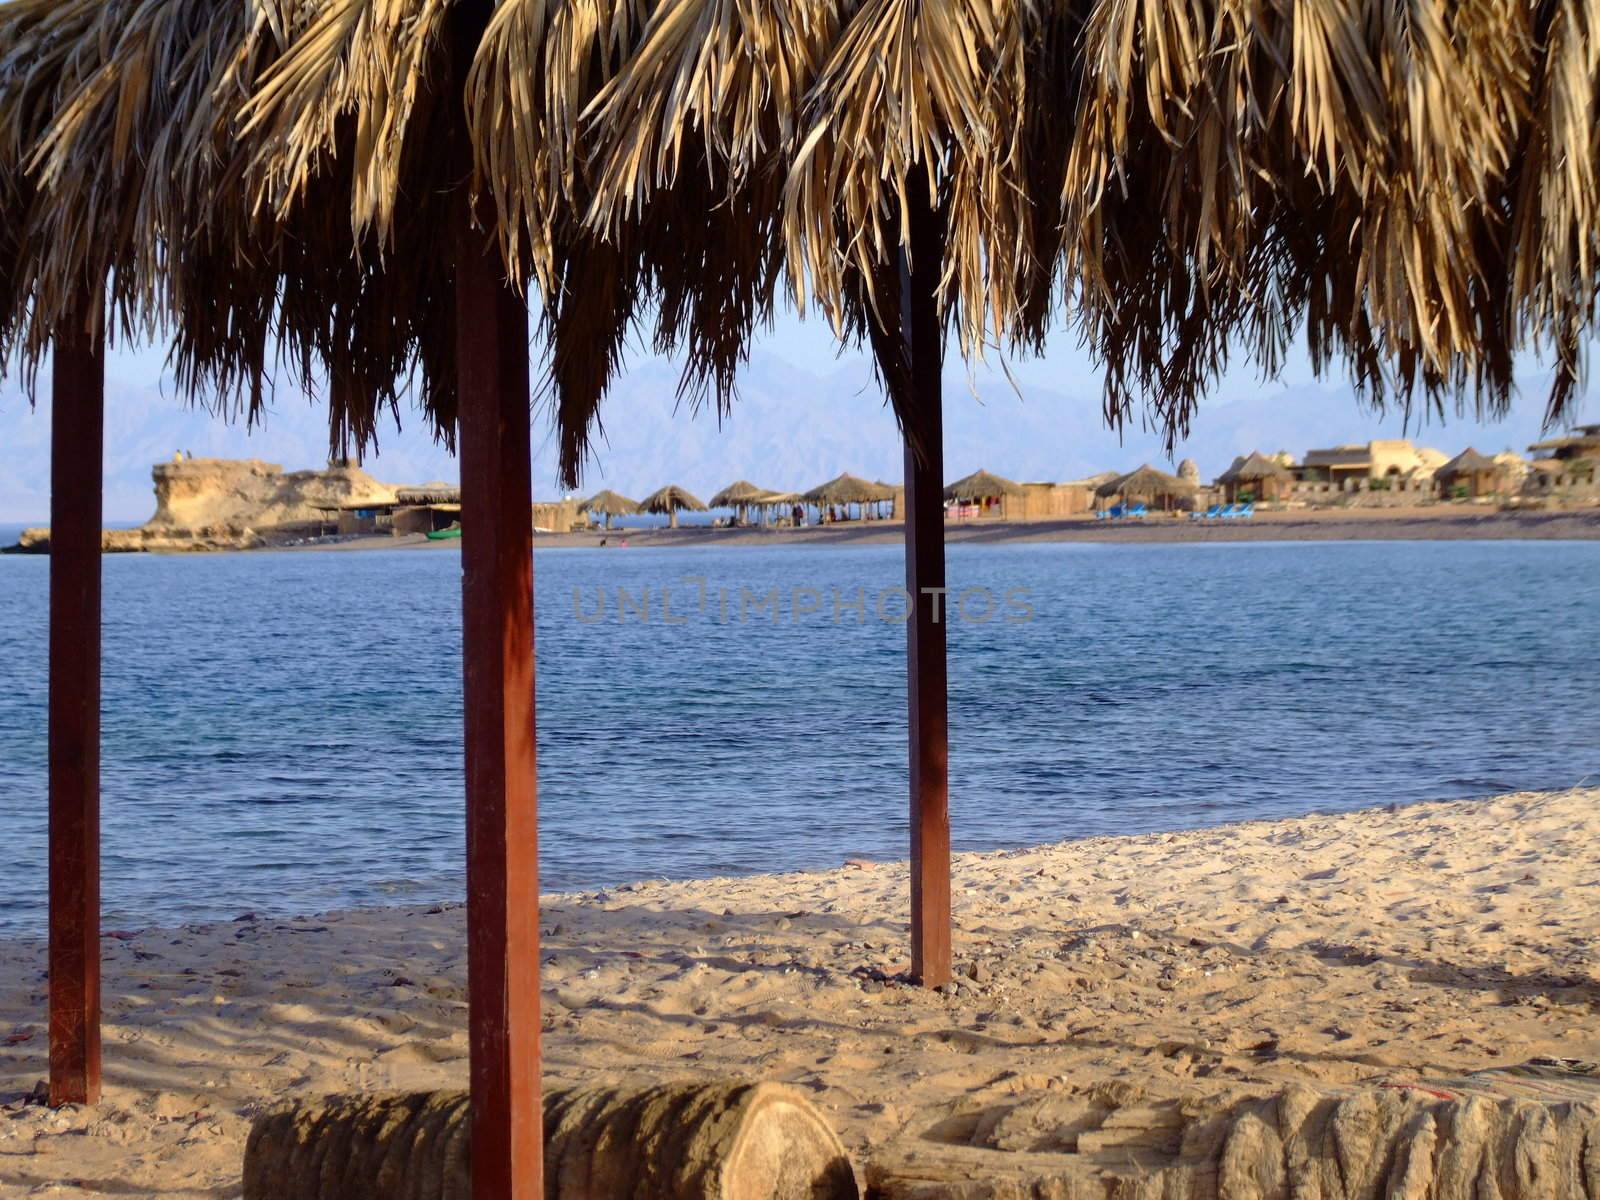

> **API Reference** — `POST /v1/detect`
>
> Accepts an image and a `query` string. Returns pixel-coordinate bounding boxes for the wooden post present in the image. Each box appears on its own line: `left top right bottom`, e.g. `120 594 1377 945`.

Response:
49 308 104 1106
898 174 952 989
455 194 542 1197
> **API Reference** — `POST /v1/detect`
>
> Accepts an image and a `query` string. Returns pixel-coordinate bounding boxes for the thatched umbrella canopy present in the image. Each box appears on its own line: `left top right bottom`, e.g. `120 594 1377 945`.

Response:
580 488 639 529
804 473 895 508
1096 465 1196 511
709 479 778 525
944 470 1024 503
709 480 774 508
10 2 1600 1181
640 484 707 528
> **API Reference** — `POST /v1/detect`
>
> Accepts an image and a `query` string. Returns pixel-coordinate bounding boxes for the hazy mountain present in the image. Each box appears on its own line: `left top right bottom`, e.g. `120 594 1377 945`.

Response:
0 342 1586 523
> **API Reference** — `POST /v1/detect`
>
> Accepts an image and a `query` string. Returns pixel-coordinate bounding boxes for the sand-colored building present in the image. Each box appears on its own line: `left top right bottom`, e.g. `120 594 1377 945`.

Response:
1295 439 1448 485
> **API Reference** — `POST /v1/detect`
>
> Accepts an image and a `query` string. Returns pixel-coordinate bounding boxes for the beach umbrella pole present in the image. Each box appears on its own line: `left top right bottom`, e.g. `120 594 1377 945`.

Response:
895 178 952 989
48 307 104 1107
454 196 542 1195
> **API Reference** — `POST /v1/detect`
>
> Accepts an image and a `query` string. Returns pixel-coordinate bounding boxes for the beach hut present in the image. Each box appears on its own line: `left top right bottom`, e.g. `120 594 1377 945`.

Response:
9 1 1600 1193
1217 453 1294 504
944 469 1024 520
1435 449 1508 500
1095 466 1197 513
579 489 640 530
640 484 708 529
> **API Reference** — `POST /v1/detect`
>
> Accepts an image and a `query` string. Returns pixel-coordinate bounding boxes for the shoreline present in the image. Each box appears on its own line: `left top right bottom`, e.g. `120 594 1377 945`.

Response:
4 787 1597 1195
7 504 1596 556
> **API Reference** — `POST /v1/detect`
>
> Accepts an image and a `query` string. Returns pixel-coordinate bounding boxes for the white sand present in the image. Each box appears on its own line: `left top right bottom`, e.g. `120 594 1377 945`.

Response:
3 788 1597 1197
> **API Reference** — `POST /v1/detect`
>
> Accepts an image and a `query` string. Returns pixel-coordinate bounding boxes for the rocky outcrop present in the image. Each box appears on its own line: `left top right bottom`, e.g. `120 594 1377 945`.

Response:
144 458 395 541
6 458 397 553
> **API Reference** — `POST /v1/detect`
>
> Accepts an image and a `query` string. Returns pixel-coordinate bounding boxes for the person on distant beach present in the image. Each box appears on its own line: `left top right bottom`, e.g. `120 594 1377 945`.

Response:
792 503 804 527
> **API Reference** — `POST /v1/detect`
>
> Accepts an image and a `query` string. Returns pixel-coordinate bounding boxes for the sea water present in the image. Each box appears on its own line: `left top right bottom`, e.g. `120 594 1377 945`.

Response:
0 538 1596 935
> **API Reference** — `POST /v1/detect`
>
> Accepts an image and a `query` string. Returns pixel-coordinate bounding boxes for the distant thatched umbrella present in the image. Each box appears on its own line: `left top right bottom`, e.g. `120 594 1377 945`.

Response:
944 470 1024 503
1217 452 1293 503
579 489 639 530
640 484 707 529
709 480 774 508
1096 465 1196 512
804 473 895 508
709 480 778 526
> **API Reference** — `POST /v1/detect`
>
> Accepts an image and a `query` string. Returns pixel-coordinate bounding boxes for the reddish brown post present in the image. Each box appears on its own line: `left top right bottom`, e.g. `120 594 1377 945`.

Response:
898 176 952 989
455 195 542 1196
49 309 104 1106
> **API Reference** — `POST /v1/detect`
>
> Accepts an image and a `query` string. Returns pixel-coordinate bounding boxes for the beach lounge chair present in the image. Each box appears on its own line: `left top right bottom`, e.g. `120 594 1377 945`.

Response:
1235 502 1256 518
1217 503 1243 518
1190 504 1223 520
1126 502 1148 518
1098 504 1126 520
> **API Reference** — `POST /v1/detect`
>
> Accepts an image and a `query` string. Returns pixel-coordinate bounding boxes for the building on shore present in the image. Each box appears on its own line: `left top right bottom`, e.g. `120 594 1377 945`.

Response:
1216 452 1294 504
1434 449 1512 499
1294 439 1448 486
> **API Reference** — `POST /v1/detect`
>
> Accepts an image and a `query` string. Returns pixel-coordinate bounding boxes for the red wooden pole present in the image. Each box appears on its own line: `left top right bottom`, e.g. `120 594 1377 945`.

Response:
455 196 541 1196
899 174 952 989
49 308 104 1106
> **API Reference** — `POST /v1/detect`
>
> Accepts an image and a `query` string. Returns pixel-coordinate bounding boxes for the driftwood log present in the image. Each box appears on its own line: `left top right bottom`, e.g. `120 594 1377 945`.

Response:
243 1080 859 1200
867 1083 1600 1200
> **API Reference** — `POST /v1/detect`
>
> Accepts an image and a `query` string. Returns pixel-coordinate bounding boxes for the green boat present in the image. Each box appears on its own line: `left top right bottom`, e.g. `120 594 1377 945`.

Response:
426 523 462 541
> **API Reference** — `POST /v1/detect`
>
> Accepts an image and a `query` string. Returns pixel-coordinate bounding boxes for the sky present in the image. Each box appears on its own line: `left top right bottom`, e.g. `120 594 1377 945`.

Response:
0 307 1590 523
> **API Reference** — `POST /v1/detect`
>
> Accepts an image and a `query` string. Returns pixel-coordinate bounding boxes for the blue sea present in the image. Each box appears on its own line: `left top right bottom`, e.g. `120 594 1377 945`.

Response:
0 539 1596 936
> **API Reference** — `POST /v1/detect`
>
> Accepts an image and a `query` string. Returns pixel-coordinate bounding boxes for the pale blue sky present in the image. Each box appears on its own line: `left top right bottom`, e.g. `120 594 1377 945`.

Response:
0 307 1588 523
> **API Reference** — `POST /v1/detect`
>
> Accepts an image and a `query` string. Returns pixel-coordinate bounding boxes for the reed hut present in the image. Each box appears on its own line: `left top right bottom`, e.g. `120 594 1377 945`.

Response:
944 469 1024 520
9 1 1600 1193
580 489 640 530
1096 465 1197 513
1217 453 1294 504
1435 449 1508 499
640 484 707 529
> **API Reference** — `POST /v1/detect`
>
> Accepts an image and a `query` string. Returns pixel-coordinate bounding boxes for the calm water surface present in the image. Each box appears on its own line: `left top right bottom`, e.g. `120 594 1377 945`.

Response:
0 539 1596 935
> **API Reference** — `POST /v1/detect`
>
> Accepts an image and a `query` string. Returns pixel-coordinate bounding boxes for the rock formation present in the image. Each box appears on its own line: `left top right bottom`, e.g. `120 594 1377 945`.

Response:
9 458 396 553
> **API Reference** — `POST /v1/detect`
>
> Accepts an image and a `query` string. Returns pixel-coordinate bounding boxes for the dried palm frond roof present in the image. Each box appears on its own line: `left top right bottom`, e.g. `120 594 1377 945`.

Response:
709 480 775 508
5 0 1600 484
579 488 639 515
804 473 895 505
1095 465 1196 499
944 470 1024 502
1218 453 1294 484
640 484 706 513
397 484 462 505
1436 449 1501 477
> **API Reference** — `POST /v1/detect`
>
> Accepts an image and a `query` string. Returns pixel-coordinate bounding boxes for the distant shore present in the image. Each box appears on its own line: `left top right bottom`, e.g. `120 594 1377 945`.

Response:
5 503 1598 556
335 504 1600 551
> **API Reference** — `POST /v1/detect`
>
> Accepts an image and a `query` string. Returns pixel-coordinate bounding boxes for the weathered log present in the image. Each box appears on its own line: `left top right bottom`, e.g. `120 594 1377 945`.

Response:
866 1083 1600 1200
243 1080 859 1200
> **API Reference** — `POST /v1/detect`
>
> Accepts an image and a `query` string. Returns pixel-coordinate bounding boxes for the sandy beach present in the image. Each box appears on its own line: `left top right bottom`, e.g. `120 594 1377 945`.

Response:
2 787 1597 1196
